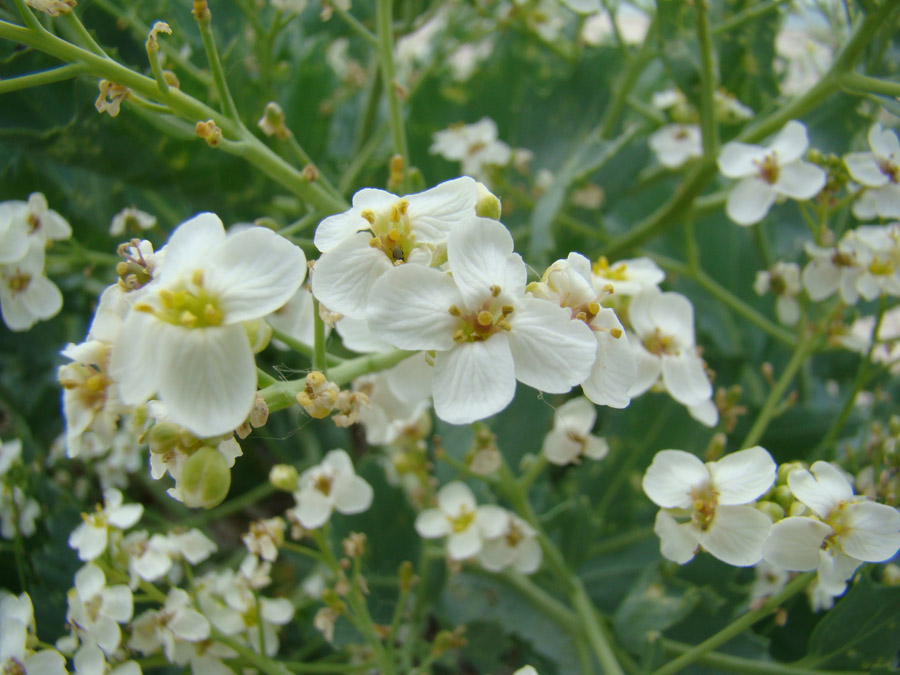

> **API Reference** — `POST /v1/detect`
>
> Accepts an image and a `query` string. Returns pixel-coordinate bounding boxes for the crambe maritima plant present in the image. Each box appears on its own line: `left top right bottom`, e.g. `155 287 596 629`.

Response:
2 0 900 673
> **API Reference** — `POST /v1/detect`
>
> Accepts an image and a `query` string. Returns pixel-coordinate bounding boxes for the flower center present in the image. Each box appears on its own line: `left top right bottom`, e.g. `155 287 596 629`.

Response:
642 329 679 356
450 506 476 533
449 285 514 343
868 256 895 277
878 158 899 183
690 483 719 531
592 256 629 281
754 152 780 184
5 271 31 295
313 471 335 497
363 198 416 265
505 521 525 548
135 270 224 329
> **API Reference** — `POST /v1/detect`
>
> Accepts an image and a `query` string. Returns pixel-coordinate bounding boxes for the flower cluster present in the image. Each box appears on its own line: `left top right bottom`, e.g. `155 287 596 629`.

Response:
0 192 69 331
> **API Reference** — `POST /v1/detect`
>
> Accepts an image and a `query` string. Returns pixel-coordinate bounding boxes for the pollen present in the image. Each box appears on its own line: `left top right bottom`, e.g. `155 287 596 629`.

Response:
360 209 376 225
490 285 501 297
450 507 475 533
754 152 780 184
6 271 31 294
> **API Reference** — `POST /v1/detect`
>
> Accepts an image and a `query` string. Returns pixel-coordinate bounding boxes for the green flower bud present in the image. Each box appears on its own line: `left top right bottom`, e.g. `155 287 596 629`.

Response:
475 182 502 220
755 500 784 522
776 461 806 485
180 446 231 509
148 421 182 454
773 484 794 511
269 464 299 492
244 318 273 354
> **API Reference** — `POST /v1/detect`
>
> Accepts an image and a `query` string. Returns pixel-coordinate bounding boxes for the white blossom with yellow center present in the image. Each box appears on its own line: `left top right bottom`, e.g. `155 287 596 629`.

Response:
311 177 478 319
718 120 826 226
643 446 776 566
291 449 373 529
109 213 306 437
415 481 507 561
367 217 597 424
845 123 900 220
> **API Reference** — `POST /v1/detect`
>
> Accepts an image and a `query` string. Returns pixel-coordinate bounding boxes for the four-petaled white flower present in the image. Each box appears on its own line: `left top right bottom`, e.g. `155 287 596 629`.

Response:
429 119 512 180
478 511 542 574
66 563 134 654
68 488 143 561
415 481 507 560
718 120 826 226
541 397 609 466
754 261 802 326
763 461 900 596
368 217 596 424
291 449 373 529
311 177 478 319
649 124 702 168
643 446 776 566
627 289 716 424
110 213 306 437
845 123 900 220
0 239 63 332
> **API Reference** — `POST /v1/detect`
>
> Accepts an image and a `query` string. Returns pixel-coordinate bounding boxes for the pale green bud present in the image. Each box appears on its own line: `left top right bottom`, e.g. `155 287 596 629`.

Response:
773 485 794 511
475 182 501 220
269 464 299 492
244 318 273 354
777 461 806 485
180 446 231 509
755 500 784 522
148 421 182 454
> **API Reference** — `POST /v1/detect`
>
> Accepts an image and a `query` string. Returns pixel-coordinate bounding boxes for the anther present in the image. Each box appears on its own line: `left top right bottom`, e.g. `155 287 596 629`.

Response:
192 269 205 286
360 209 376 225
490 285 501 297
448 305 462 316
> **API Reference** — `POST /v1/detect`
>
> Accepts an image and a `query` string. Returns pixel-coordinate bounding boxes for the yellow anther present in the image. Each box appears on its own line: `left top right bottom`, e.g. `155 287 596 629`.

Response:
588 301 601 315
453 330 467 343
450 508 475 533
7 272 30 293
755 152 780 184
387 228 402 243
490 285 501 297
601 283 614 295
575 311 587 322
610 327 623 339
86 374 106 392
396 198 409 215
180 311 198 328
203 304 222 325
192 269 205 286
360 209 376 225
869 258 894 276
496 319 511 331
134 302 154 314
501 305 514 316
448 304 462 316
314 473 334 496
476 311 493 327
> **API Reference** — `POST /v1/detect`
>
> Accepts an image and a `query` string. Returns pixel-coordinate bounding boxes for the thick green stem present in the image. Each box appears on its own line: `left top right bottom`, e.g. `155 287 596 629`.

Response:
375 0 410 186
695 0 719 159
334 5 379 47
0 62 85 94
11 0 43 33
649 573 815 675
741 337 820 449
194 8 241 123
840 71 900 98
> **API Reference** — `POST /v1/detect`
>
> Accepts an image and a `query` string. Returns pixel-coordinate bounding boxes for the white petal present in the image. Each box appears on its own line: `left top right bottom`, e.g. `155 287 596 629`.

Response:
762 516 831 570
701 505 772 567
157 324 256 437
367 264 461 350
332 476 374 516
802 260 840 301
628 345 661 397
687 399 719 427
642 450 707 509
476 505 509 539
334 316 392 353
415 509 451 538
437 481 476 515
508 298 596 393
718 142 767 178
844 152 888 187
542 428 582 465
100 585 134 623
260 597 294 625
169 608 210 642
208 228 307 322
875 183 900 218
513 539 543 574
581 314 635 409
774 161 826 201
709 446 776 505
839 501 900 562
75 563 106 599
295 491 334 529
20 275 63 322
553 397 596 435
654 510 700 564
769 120 809 164
661 352 712 406
110 311 163 406
869 123 900 160
447 217 526 307
788 462 853 519
158 213 225 283
650 291 696 346
726 178 777 226
627 290 658 337
582 435 609 460
817 549 860 596
478 538 515 571
432 338 516 424
108 503 143 529
447 528 482 560
312 234 393 319
407 176 478 244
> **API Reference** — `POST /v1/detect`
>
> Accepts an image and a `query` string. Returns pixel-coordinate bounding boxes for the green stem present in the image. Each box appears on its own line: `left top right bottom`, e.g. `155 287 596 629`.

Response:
334 5 379 47
840 71 900 98
0 19 348 214
814 296 887 457
269 327 343 365
195 9 241 124
213 629 290 675
649 573 815 675
0 62 86 94
695 0 719 159
741 336 820 449
662 639 866 675
258 367 277 388
312 297 327 375
712 0 791 35
60 11 107 57
599 13 658 138
375 0 410 186
178 482 275 529
11 0 43 33
472 566 578 630
282 660 379 673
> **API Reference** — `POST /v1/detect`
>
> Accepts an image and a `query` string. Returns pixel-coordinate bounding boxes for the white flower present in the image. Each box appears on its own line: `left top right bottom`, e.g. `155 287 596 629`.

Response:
110 213 306 437
753 261 802 326
367 218 597 424
121 531 175 585
68 488 143 561
478 511 542 574
1 593 67 675
649 124 702 168
19 192 72 243
311 177 478 319
243 517 285 562
643 446 776 566
66 563 133 653
513 668 539 675
109 207 156 237
291 449 373 529
581 7 649 46
627 290 716 424
0 200 29 265
129 588 209 662
801 240 862 303
414 481 507 560
354 353 433 446
590 256 665 297
841 225 900 301
718 120 826 226
542 397 609 466
0 484 40 540
844 125 900 219
0 239 63 331
429 120 512 180
529 253 635 409
714 90 753 123
841 305 900 373
775 28 834 96
448 39 493 82
763 461 900 596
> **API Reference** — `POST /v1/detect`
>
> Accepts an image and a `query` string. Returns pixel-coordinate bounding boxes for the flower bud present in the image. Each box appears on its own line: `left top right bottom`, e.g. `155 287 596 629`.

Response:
755 500 784 522
772 484 794 511
475 182 501 220
179 446 231 509
147 421 182 454
269 464 299 492
244 318 272 353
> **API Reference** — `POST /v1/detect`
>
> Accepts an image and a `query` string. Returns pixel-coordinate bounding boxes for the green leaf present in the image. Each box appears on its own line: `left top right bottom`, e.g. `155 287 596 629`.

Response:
806 569 900 669
613 565 702 653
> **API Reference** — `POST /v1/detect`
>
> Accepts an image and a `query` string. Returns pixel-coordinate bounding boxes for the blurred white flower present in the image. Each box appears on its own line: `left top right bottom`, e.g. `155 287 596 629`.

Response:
479 511 542 574
845 124 900 220
0 239 63 331
430 120 512 181
109 207 156 237
754 261 802 326
542 397 609 465
718 120 826 226
415 481 507 560
291 449 373 529
68 488 143 561
649 124 702 168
